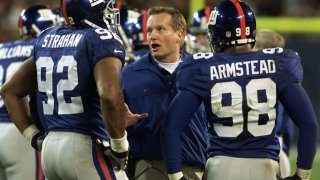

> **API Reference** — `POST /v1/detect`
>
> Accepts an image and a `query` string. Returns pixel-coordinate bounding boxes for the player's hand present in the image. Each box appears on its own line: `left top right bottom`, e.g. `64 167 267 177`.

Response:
105 147 129 171
179 176 189 180
168 172 188 180
31 132 45 151
96 139 129 171
125 103 148 128
284 174 302 180
285 168 312 180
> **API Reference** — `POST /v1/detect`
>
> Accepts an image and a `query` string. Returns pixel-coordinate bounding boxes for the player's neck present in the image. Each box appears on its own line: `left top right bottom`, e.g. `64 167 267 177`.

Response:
223 44 252 53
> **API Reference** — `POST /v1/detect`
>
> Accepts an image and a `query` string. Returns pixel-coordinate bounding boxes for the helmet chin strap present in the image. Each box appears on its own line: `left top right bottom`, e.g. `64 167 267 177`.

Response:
83 19 102 29
31 24 41 36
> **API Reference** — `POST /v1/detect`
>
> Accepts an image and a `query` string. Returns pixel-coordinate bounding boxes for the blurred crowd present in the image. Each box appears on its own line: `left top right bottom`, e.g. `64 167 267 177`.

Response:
1 0 320 42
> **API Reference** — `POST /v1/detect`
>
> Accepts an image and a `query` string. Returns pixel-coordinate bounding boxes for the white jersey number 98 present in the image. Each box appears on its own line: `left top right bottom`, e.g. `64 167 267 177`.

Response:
211 78 276 137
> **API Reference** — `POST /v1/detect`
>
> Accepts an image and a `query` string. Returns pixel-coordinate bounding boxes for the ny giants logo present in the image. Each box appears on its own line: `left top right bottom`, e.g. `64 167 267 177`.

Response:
208 10 218 25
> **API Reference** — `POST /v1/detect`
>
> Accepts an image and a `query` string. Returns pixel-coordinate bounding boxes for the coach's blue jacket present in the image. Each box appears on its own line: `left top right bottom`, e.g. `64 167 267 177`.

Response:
121 51 207 168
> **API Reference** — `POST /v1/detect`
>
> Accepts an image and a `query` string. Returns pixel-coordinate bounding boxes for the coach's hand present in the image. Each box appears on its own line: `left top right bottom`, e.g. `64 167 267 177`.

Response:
125 103 148 128
31 132 45 151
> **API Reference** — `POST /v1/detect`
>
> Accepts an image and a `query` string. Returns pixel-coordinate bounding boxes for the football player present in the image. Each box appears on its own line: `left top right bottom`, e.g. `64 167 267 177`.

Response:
253 29 294 178
0 5 60 180
117 6 148 65
122 10 150 64
161 1 319 180
185 5 212 54
0 0 129 179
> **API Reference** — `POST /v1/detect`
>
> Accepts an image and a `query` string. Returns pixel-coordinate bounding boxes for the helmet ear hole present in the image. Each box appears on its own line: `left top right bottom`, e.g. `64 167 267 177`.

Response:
207 0 256 52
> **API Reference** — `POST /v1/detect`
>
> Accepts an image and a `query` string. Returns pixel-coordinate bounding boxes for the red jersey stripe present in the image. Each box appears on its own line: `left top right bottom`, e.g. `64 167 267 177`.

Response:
37 152 44 180
96 146 112 180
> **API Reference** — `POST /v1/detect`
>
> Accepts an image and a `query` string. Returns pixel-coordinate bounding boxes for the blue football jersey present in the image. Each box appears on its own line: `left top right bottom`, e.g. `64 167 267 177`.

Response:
32 27 125 139
176 48 302 161
0 39 35 122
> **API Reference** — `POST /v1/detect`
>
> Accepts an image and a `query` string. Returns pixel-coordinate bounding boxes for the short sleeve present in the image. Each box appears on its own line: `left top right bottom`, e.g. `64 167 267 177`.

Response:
176 58 210 97
88 29 126 66
278 49 303 91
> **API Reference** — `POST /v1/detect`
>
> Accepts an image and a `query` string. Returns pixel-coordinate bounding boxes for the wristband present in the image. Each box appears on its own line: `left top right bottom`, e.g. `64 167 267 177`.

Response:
22 124 40 143
297 168 312 180
110 131 129 153
168 172 183 180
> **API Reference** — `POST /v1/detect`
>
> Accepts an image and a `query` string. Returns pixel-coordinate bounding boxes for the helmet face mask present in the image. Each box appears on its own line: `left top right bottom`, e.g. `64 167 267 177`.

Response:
103 0 120 31
61 0 119 31
206 0 256 52
19 5 61 38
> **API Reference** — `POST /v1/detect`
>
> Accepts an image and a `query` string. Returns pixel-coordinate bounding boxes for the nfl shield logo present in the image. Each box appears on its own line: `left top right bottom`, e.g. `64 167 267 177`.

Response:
226 31 231 38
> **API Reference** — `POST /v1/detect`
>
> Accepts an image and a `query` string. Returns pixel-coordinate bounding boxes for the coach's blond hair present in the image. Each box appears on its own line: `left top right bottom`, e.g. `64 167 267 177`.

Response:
148 6 186 33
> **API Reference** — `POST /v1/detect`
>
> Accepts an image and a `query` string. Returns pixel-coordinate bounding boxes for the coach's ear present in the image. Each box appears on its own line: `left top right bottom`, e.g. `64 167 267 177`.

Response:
176 30 186 48
176 29 185 45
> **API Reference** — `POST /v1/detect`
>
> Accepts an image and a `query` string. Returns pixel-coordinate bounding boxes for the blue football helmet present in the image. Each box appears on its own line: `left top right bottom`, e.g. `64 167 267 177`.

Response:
117 7 141 50
19 5 61 38
207 0 256 52
190 5 211 34
186 6 212 54
61 0 119 31
122 10 148 48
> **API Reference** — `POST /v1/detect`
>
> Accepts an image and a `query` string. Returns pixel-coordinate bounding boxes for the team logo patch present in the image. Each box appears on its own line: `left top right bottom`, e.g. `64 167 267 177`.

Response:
114 49 123 53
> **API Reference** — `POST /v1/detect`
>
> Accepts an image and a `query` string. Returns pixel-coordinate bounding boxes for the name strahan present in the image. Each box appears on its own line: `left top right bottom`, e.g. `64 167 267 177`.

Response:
210 59 276 80
41 34 83 48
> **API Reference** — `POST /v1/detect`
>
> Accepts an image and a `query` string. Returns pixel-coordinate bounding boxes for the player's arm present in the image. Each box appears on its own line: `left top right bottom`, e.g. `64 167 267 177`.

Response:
161 90 202 180
94 56 129 171
94 56 126 139
0 58 37 131
279 82 319 180
0 58 43 148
